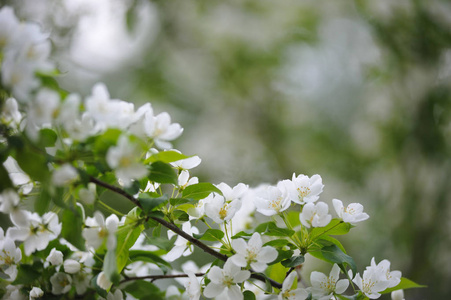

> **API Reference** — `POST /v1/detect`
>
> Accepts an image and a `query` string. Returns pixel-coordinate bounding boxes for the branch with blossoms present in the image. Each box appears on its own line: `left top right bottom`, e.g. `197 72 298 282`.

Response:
0 6 425 300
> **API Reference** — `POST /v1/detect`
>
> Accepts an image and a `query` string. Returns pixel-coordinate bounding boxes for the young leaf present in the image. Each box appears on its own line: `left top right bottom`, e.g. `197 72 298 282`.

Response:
255 222 294 237
281 255 305 268
129 250 171 273
37 128 57 148
243 290 256 300
380 277 427 294
169 198 193 206
182 182 222 200
123 280 165 299
138 193 168 213
269 249 294 265
148 161 177 184
172 210 189 222
61 206 85 250
310 219 352 241
311 244 357 276
145 150 189 164
193 229 225 241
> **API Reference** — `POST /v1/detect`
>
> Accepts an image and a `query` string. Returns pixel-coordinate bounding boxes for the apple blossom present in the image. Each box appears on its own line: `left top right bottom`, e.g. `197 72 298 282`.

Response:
50 272 72 295
64 259 81 274
177 170 199 190
231 232 277 272
369 257 402 288
278 272 309 300
309 264 349 300
51 164 79 187
1 98 22 125
29 287 44 299
145 112 183 149
215 182 248 202
171 155 202 170
203 259 250 300
332 199 369 224
205 194 242 223
106 134 148 187
391 289 405 300
0 189 20 214
0 237 22 281
282 173 324 204
299 202 332 228
46 248 64 266
96 271 112 291
185 271 201 300
82 211 119 249
165 222 199 262
253 183 291 216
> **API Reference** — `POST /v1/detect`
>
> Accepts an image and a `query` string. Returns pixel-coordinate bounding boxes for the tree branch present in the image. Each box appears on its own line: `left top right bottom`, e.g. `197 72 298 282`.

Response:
120 272 205 284
88 176 282 289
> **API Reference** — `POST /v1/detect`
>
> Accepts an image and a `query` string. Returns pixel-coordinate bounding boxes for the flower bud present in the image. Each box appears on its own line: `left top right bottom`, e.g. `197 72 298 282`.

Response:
30 287 44 299
64 259 81 274
46 248 63 266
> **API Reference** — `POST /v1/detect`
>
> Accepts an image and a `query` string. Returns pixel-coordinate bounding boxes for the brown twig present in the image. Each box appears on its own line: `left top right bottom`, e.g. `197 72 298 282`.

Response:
120 272 205 284
88 176 282 289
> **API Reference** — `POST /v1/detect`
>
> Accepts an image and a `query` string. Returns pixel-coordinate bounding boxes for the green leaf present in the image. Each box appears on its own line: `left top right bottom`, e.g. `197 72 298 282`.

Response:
94 129 121 155
129 250 171 273
148 161 177 184
310 219 352 241
0 164 13 192
193 229 225 241
12 262 43 285
243 290 256 300
255 222 295 237
61 206 85 250
123 280 165 299
104 247 119 284
37 128 57 148
172 210 189 222
138 193 168 213
169 198 193 206
14 145 49 182
145 150 189 164
315 236 347 254
231 231 253 239
281 255 305 268
264 239 293 248
312 244 357 276
381 277 427 294
182 182 222 200
34 187 51 215
116 220 145 274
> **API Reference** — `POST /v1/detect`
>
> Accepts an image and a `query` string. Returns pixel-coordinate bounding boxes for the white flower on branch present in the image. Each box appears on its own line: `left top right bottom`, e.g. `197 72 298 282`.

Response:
309 263 349 300
185 271 201 300
203 259 250 300
7 211 61 256
50 272 72 295
299 202 332 228
254 183 290 216
368 257 402 289
29 286 44 299
205 194 241 224
106 135 148 187
0 237 22 281
165 222 199 262
332 199 369 224
46 248 63 266
231 232 277 272
51 164 79 187
279 272 309 300
82 211 119 250
146 112 183 149
282 173 324 205
0 189 20 214
171 155 201 170
215 182 248 202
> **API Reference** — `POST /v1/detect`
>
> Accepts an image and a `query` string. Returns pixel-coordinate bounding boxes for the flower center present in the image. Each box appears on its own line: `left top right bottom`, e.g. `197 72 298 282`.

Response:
219 204 228 220
297 186 310 200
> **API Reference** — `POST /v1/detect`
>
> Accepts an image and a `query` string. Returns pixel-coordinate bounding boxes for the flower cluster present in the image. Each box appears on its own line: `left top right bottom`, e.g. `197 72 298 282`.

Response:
0 6 421 300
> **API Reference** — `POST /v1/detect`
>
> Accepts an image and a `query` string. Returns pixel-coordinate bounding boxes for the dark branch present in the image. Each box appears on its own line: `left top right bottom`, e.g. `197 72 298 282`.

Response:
89 176 282 290
120 272 205 284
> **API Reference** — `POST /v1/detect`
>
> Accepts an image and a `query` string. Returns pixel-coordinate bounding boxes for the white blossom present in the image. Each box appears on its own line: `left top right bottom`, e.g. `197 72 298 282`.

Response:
27 88 60 127
391 289 405 300
254 183 290 216
309 264 349 300
7 211 61 256
231 232 277 272
332 199 369 224
1 98 22 125
203 260 250 300
177 170 198 190
1 56 40 101
99 289 123 300
282 174 324 204
0 7 19 51
29 286 44 299
299 202 332 228
64 259 81 274
185 271 201 300
369 257 402 289
205 194 241 224
165 222 199 262
146 112 183 149
171 155 201 170
0 237 22 281
96 271 112 290
78 183 96 205
46 248 63 266
353 259 393 299
106 135 148 187
215 182 248 202
82 211 119 249
50 272 72 295
52 164 79 187
278 272 309 300
0 189 20 214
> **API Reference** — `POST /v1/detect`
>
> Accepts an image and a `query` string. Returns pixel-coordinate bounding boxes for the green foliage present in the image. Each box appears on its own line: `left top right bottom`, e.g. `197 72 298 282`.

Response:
148 161 177 184
194 228 225 241
310 243 357 277
281 255 305 268
243 290 256 300
381 277 427 294
255 222 295 237
129 250 171 273
61 205 85 250
182 182 222 200
145 150 189 164
138 193 168 213
123 280 165 299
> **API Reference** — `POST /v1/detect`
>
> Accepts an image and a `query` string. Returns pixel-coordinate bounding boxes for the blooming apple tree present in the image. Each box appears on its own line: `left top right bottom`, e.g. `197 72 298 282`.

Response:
0 7 423 300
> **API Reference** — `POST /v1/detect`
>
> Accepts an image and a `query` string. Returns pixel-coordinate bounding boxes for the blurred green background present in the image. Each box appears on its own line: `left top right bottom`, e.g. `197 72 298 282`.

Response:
6 0 451 298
